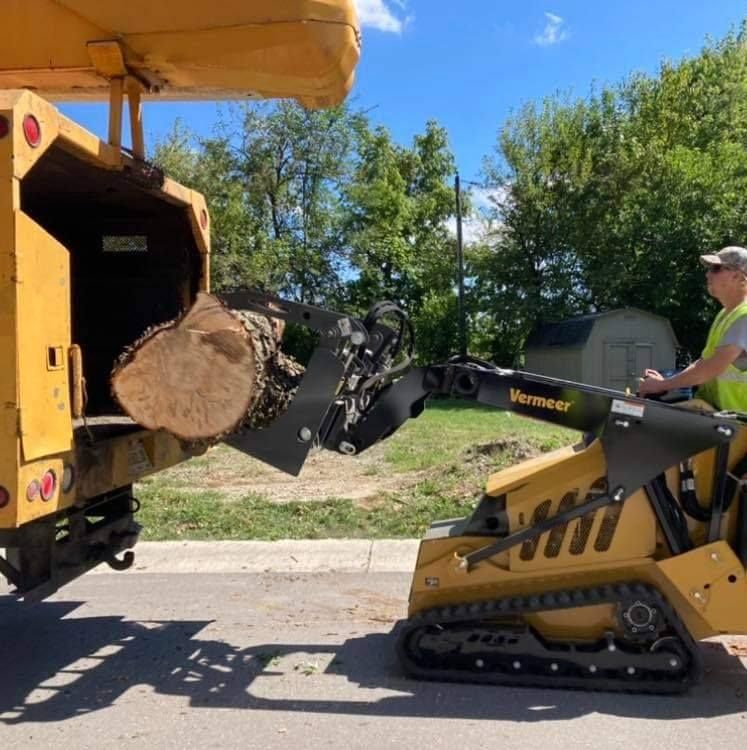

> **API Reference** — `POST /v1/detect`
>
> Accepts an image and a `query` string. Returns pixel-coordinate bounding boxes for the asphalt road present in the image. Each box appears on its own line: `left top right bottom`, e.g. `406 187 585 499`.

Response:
0 543 746 749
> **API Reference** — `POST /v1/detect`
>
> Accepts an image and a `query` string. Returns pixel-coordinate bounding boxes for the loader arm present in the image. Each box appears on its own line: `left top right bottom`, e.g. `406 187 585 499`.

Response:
328 356 739 496
221 292 739 501
320 356 744 566
218 293 743 562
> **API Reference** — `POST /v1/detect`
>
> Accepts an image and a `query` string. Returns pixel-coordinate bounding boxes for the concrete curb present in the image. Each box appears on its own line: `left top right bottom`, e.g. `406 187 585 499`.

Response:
90 539 421 575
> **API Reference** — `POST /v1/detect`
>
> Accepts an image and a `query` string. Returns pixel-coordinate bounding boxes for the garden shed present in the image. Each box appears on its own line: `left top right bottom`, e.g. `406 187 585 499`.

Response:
523 308 678 391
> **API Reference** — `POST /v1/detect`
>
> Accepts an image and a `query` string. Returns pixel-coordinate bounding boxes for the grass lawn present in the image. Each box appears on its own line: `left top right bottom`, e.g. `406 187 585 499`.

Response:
136 400 578 540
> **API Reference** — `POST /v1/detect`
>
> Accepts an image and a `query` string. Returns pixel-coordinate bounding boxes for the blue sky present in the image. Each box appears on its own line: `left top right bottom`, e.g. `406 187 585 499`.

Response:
61 1 747 183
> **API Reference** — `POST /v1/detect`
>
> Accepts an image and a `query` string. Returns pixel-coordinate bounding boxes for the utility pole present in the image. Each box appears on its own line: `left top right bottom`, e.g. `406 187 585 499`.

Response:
454 173 467 357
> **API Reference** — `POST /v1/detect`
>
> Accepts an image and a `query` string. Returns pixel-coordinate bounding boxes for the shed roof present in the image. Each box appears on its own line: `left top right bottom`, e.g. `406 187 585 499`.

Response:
525 308 678 349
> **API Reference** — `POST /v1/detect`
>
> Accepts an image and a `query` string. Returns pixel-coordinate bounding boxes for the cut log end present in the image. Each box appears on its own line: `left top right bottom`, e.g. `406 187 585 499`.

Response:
111 292 304 442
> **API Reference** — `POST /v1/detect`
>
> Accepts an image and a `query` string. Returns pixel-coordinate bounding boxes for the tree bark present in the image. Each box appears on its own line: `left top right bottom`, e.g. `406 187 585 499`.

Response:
111 292 304 441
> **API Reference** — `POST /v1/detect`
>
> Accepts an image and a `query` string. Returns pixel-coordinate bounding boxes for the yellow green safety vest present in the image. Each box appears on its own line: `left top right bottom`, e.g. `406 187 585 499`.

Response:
695 301 747 411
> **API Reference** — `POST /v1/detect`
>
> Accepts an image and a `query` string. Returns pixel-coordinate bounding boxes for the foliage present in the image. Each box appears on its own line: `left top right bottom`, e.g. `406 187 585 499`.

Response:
152 23 747 367
153 107 460 359
477 24 747 362
343 120 460 359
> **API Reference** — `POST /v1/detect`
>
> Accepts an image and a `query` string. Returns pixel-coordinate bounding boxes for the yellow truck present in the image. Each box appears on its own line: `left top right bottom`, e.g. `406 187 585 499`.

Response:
0 0 360 598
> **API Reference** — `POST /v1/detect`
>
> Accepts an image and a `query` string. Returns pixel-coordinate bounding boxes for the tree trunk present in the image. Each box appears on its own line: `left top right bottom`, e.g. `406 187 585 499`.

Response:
111 292 304 442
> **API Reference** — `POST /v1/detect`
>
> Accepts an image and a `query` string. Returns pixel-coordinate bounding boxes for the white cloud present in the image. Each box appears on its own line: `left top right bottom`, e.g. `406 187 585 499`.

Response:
446 187 507 245
471 186 507 214
355 0 410 34
533 12 568 47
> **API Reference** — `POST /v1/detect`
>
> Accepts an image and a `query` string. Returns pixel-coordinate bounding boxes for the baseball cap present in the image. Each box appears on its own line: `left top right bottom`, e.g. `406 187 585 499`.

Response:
699 246 747 274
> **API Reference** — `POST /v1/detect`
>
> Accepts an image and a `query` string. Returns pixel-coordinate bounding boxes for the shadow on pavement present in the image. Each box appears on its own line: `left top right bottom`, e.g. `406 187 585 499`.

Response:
0 598 744 724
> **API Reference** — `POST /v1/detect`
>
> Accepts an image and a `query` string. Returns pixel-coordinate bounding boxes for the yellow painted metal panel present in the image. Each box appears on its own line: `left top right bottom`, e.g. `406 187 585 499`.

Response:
0 125 20 526
74 430 203 503
7 91 60 180
56 111 124 171
16 455 67 525
484 440 657 570
15 212 73 462
0 0 360 108
657 541 747 635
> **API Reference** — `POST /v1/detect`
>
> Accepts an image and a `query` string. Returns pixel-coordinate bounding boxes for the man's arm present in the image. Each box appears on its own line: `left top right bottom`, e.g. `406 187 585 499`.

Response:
638 345 742 395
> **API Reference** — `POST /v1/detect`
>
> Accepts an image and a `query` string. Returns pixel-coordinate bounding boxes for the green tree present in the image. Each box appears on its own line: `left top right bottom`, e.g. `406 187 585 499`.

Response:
154 103 364 301
344 120 460 361
231 101 365 303
477 22 747 363
154 107 464 361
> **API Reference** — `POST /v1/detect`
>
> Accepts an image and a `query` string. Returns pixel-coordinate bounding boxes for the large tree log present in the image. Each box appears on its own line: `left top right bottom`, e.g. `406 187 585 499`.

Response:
111 292 304 441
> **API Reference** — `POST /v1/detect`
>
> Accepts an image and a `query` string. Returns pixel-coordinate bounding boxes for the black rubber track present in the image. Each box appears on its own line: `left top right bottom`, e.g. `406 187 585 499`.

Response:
396 581 703 694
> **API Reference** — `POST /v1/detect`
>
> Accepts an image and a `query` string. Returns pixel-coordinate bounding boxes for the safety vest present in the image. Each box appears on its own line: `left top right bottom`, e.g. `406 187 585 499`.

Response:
695 301 747 411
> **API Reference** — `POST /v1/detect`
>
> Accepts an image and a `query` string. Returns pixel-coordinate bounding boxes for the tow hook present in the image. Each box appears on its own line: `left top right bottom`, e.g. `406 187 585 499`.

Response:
105 550 135 571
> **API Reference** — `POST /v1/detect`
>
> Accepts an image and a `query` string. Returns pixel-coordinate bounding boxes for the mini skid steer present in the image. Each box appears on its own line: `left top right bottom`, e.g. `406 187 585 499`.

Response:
225 289 747 694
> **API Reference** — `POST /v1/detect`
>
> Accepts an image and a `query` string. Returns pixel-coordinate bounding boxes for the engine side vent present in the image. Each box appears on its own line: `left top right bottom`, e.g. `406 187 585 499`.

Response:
544 491 577 558
594 505 622 552
520 499 552 561
570 514 595 555
570 477 607 555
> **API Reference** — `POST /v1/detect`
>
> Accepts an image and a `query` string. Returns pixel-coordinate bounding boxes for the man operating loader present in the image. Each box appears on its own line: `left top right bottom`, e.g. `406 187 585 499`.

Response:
639 246 747 412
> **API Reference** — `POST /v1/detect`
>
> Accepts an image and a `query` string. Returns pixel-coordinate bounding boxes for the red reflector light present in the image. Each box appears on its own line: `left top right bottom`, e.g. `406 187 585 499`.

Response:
0 116 9 139
200 209 209 230
40 470 56 501
0 486 9 509
26 480 40 501
23 114 41 147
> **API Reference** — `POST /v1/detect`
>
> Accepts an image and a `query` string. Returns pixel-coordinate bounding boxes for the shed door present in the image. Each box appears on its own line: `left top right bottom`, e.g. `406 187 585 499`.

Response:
604 341 653 392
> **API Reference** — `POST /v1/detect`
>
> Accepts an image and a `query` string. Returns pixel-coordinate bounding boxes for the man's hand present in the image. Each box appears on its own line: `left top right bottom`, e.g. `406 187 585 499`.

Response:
638 369 667 396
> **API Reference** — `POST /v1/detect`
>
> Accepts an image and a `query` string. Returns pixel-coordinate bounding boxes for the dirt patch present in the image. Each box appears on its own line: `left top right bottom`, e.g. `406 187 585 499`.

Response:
167 442 426 504
227 449 424 503
154 436 543 505
464 438 539 465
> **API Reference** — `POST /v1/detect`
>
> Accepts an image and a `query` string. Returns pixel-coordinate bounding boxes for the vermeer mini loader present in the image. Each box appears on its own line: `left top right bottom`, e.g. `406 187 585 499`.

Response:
226 292 747 694
373 362 747 695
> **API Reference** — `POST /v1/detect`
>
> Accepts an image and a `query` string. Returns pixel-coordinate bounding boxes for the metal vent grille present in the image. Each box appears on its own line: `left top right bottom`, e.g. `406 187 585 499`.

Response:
520 500 552 561
594 505 622 552
544 491 577 558
569 514 595 555
570 477 607 555
103 234 148 253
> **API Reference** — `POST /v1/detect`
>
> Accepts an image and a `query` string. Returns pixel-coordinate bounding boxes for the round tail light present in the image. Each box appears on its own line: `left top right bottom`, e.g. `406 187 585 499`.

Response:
0 486 10 509
26 480 40 501
40 470 56 501
23 114 41 148
0 116 9 140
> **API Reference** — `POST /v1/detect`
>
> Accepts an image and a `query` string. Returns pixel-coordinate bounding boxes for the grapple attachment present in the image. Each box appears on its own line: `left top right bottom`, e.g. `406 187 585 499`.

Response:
218 290 413 475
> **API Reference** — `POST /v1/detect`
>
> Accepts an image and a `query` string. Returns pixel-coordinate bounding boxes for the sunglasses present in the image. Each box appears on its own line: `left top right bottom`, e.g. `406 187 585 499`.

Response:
705 264 736 274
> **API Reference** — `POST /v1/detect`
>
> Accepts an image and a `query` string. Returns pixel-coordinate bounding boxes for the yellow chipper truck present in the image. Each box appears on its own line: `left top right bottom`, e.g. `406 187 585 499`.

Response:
0 0 361 598
2 0 747 695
